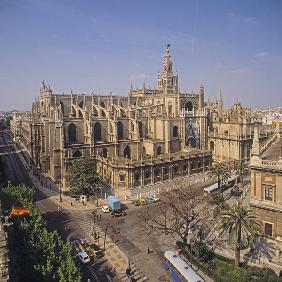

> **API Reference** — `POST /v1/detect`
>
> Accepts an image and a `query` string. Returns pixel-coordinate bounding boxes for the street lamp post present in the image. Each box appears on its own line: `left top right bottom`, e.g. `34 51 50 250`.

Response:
92 210 97 239
59 181 62 202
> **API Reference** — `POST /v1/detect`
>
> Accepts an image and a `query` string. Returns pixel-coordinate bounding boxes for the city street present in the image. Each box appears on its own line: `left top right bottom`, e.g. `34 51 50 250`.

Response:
1 129 263 281
0 131 112 282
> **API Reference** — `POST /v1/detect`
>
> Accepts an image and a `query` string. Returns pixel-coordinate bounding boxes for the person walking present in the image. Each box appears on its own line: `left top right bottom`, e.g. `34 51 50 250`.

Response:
57 206 60 212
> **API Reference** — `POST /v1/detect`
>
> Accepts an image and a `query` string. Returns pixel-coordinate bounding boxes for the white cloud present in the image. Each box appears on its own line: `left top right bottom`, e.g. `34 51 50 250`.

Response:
231 68 250 74
255 52 270 57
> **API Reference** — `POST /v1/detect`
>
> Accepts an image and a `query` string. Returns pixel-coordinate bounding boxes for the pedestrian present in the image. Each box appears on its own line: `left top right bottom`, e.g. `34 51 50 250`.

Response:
147 247 150 254
57 206 60 212
70 202 73 206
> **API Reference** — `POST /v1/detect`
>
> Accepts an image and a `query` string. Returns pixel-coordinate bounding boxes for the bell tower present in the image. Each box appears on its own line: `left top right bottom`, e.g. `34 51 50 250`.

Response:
157 44 178 95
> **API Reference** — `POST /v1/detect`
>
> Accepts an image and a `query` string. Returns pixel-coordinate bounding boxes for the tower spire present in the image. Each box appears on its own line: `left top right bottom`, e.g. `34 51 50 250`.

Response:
157 44 178 94
163 43 172 73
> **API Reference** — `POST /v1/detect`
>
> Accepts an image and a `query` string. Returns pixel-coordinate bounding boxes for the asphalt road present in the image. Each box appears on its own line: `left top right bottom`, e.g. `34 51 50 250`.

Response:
0 131 32 187
0 131 111 282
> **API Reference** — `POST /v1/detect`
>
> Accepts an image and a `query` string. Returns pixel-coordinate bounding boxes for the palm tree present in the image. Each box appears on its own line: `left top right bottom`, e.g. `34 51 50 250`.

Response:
209 162 231 195
233 160 249 186
220 202 260 267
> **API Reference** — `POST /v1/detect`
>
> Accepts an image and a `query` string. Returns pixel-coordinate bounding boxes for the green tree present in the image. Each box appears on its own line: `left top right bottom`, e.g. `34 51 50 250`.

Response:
209 162 231 195
233 160 249 186
220 202 260 267
2 184 81 281
68 157 101 195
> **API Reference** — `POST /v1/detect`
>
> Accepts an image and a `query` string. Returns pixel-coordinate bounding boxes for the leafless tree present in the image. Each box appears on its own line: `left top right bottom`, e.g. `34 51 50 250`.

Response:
139 184 216 251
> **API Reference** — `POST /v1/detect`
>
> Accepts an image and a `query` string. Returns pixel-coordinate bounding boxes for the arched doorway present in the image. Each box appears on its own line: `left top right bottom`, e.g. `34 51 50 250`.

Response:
124 145 131 158
117 121 124 140
68 123 76 143
185 101 193 111
93 122 102 141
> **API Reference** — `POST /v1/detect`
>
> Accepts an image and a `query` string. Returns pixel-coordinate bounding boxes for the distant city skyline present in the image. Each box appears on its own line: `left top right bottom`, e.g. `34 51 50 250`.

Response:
1 0 282 110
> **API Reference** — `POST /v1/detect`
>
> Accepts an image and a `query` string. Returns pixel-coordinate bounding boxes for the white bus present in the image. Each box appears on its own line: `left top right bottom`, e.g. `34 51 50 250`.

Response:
203 175 238 195
163 250 204 282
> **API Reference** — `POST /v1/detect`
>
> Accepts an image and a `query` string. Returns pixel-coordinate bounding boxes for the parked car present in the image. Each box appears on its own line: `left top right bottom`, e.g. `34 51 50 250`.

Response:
139 198 147 205
132 200 140 206
77 251 90 264
151 195 160 202
144 195 156 203
111 210 126 217
101 205 111 213
86 243 104 258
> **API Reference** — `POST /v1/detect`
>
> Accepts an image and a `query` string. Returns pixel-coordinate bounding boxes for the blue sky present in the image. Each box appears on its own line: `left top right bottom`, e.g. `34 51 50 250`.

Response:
0 0 282 110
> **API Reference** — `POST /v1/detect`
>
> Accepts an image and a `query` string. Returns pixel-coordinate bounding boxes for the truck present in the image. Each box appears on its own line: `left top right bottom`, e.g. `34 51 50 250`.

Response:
107 195 121 211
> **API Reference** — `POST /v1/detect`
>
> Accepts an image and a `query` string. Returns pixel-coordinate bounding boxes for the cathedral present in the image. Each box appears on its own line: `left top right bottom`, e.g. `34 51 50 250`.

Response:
16 45 212 195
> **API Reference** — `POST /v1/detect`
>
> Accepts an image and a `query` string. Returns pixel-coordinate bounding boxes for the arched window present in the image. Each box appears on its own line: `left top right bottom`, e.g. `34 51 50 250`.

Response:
173 126 178 137
131 121 135 131
157 146 162 155
185 101 193 111
117 121 123 140
100 148 108 158
73 150 82 158
210 141 215 151
101 101 106 108
138 122 143 138
93 122 102 141
79 101 83 108
123 145 131 158
68 123 76 143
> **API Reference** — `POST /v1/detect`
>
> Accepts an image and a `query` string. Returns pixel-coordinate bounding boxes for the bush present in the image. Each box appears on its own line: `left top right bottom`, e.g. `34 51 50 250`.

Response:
179 242 282 282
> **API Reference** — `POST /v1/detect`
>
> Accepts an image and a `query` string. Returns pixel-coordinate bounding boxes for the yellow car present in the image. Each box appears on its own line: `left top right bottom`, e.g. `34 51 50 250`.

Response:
140 198 147 205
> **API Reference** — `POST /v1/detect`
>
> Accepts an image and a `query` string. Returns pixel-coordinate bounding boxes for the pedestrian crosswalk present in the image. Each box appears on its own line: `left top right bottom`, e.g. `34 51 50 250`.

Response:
119 262 149 282
70 211 149 281
69 210 100 238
